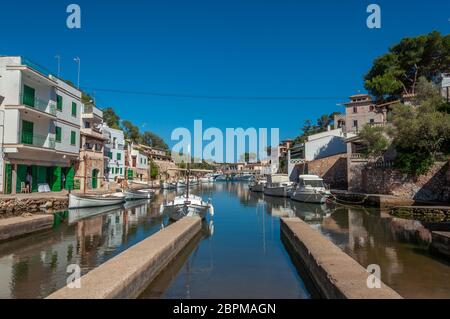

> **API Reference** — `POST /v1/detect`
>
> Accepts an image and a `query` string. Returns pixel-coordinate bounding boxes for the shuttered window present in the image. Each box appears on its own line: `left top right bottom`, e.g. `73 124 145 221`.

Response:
55 127 62 142
71 102 77 117
70 131 76 145
23 85 35 107
56 95 63 111
21 120 34 144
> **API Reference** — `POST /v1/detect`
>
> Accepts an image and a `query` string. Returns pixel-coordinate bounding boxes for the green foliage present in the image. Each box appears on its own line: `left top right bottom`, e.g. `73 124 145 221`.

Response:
364 31 450 100
150 161 159 179
293 112 342 145
103 107 121 129
389 79 450 175
121 120 141 142
358 125 390 158
140 131 169 150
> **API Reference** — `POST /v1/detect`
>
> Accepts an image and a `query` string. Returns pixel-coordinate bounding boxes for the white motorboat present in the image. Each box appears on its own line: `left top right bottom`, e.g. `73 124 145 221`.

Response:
214 174 228 181
123 188 154 200
160 194 214 221
177 180 186 188
199 175 214 183
235 173 254 181
263 174 294 197
69 193 126 209
161 182 176 189
290 175 331 204
160 166 214 221
249 180 266 192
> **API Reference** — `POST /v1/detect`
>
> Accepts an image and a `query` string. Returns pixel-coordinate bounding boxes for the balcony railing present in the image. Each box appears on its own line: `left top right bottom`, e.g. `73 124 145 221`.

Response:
20 131 56 149
21 94 57 116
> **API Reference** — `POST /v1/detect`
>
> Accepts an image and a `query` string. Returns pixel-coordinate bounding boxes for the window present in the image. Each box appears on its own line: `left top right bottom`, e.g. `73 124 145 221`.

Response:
369 119 375 124
369 105 375 112
108 152 113 159
55 127 62 142
117 153 121 161
21 120 34 144
353 120 358 127
70 131 76 145
71 102 77 117
56 95 63 111
353 106 358 113
120 168 123 175
23 85 35 107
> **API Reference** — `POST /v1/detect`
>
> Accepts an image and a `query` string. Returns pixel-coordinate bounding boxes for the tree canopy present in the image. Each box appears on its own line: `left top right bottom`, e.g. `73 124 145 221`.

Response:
364 31 450 101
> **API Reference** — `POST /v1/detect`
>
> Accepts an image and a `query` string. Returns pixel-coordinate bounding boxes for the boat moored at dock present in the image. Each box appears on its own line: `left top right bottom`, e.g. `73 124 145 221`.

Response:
263 174 294 197
290 175 331 204
68 193 126 209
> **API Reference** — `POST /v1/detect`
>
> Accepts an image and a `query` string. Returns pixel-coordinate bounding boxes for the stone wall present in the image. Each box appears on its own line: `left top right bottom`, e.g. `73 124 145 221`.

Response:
358 161 450 202
0 197 68 218
294 154 348 189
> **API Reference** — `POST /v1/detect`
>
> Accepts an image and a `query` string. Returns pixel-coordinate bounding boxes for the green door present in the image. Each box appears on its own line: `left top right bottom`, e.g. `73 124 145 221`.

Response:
21 120 34 145
23 85 35 107
4 163 12 194
127 168 133 180
51 167 62 192
64 167 75 190
16 165 28 193
92 169 98 189
31 165 38 192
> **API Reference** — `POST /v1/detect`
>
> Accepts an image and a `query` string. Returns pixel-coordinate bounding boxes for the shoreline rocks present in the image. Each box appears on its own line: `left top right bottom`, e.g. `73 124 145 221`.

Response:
0 197 68 219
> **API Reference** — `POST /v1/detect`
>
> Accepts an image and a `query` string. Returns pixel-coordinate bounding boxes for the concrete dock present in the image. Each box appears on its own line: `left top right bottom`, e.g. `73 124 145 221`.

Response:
280 217 402 299
430 231 450 259
47 216 202 299
0 214 54 241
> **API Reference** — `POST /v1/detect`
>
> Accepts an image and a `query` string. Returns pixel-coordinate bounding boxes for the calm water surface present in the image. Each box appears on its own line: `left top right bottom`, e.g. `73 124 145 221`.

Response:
0 182 449 299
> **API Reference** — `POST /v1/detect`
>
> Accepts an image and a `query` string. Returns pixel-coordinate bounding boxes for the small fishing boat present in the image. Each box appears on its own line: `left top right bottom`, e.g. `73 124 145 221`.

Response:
249 179 266 192
123 188 154 200
68 204 124 224
263 174 294 197
160 165 214 221
177 180 186 188
69 193 126 209
290 175 331 204
161 182 176 189
160 194 214 221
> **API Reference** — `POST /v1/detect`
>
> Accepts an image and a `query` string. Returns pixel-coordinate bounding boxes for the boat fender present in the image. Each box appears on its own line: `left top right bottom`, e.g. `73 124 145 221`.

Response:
209 204 214 217
159 204 164 215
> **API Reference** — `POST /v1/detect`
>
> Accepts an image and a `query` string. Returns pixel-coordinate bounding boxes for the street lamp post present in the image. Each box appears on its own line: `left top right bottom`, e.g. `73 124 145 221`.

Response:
74 57 81 89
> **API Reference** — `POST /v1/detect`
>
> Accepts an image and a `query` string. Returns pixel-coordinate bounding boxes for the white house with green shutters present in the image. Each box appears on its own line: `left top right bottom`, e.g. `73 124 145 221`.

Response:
0 56 81 194
102 124 125 182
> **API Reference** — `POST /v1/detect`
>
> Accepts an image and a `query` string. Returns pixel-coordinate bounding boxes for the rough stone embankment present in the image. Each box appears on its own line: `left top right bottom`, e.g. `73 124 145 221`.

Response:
0 197 68 218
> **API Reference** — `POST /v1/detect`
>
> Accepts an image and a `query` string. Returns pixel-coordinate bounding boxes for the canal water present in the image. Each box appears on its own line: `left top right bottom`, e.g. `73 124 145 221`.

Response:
0 182 449 299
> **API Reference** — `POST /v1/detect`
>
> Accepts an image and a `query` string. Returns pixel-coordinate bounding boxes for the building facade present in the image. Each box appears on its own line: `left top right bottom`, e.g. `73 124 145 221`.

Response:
102 125 125 182
125 141 149 183
0 56 81 194
74 103 106 191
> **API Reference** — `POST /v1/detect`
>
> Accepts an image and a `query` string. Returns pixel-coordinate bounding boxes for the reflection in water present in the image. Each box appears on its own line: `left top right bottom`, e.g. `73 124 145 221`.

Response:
0 196 168 299
1 182 449 299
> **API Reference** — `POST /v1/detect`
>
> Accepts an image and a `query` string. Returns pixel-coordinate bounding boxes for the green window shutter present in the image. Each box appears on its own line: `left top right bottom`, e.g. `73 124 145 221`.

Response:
23 85 35 107
117 153 121 160
108 152 112 159
71 102 77 117
21 120 34 145
70 131 76 145
127 168 133 179
51 167 62 192
4 163 12 194
16 165 28 193
65 166 75 190
120 168 123 175
31 165 38 192
55 127 62 142
56 95 63 111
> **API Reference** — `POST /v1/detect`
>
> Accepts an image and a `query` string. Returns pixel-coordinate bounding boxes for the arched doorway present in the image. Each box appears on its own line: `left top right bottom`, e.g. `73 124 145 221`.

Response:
92 169 99 189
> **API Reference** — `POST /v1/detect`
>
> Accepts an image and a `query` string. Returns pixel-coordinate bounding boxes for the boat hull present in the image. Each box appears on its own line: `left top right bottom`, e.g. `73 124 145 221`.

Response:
163 204 209 221
69 194 125 209
263 186 292 197
290 190 327 204
124 189 153 200
249 184 265 192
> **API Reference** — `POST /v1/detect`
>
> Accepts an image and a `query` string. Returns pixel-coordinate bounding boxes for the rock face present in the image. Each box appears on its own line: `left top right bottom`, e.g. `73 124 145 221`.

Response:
354 161 450 203
0 198 68 218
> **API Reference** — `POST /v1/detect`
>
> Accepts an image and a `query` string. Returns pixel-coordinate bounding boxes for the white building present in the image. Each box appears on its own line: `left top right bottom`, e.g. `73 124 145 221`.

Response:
287 128 347 180
126 141 149 182
0 56 81 194
102 125 125 182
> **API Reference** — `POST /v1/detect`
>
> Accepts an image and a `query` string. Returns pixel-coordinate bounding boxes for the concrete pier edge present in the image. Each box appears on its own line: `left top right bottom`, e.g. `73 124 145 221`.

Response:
0 214 54 242
280 217 402 299
47 216 202 299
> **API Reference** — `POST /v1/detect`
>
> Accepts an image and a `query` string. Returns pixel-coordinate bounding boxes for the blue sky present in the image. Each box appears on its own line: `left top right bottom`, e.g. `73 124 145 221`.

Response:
1 0 449 148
